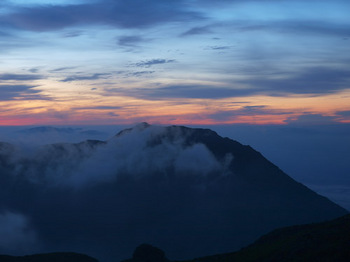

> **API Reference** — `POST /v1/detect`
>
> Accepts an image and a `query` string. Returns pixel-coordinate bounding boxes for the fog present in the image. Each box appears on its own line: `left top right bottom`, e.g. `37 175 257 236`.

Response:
0 124 235 261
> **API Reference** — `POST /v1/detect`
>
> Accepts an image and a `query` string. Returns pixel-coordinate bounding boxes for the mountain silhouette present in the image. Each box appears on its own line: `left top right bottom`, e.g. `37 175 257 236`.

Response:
124 214 350 262
0 252 98 262
0 123 348 261
121 244 169 262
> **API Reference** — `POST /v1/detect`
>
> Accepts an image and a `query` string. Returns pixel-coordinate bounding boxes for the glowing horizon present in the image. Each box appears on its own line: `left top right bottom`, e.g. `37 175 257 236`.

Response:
1 0 350 126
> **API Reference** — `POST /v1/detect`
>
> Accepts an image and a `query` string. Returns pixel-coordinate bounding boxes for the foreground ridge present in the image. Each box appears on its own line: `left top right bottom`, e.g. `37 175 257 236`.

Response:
124 214 350 262
183 213 350 262
0 252 99 262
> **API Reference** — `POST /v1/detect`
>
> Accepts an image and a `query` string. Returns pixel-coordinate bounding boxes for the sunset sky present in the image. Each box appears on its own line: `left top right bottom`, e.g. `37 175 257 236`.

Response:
1 0 350 125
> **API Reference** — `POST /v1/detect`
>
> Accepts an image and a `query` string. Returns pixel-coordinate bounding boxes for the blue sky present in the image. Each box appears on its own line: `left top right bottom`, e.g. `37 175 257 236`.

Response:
0 0 350 125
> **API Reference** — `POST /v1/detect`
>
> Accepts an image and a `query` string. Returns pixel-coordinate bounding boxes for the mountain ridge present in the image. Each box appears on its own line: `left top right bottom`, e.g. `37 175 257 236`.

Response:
0 123 348 261
122 213 350 262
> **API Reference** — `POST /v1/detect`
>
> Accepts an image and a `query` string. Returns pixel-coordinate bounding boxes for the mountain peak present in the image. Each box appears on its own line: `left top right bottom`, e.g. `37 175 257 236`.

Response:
0 123 347 261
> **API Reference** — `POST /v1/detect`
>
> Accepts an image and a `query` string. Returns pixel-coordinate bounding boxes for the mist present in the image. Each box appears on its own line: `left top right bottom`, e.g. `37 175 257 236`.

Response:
0 124 235 261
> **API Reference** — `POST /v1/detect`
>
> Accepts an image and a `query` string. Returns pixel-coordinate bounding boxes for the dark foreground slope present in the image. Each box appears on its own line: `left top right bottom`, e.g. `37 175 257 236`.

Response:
0 123 348 261
183 214 350 262
0 252 98 262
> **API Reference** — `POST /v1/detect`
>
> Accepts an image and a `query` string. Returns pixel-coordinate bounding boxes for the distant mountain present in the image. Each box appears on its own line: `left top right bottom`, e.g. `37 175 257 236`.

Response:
0 123 348 261
124 214 350 262
12 126 108 144
0 252 98 262
17 126 83 134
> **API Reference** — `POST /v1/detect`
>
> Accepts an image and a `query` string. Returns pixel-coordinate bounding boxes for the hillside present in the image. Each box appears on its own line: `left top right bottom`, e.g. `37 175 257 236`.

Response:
183 214 350 262
0 252 98 262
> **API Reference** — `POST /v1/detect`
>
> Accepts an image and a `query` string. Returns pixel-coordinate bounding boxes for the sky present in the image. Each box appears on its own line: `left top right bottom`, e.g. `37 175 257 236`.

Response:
0 0 350 125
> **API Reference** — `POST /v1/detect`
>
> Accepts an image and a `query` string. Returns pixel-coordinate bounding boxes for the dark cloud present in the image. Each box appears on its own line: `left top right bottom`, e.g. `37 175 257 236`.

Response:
284 114 338 125
228 19 350 38
208 106 293 121
2 0 203 32
107 67 350 100
336 110 350 117
276 20 350 37
63 30 83 38
73 106 122 110
0 85 40 100
60 73 110 82
134 59 176 68
127 71 155 77
0 73 43 81
181 25 213 36
208 45 232 50
240 67 350 96
117 35 146 47
195 19 350 38
50 66 77 72
28 68 39 73
108 112 119 117
107 85 250 99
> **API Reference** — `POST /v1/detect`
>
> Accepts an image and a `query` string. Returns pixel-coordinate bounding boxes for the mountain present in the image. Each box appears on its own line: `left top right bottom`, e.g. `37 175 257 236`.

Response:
121 244 170 262
183 214 350 262
0 123 347 262
123 214 350 262
0 252 98 262
11 126 108 145
17 126 83 134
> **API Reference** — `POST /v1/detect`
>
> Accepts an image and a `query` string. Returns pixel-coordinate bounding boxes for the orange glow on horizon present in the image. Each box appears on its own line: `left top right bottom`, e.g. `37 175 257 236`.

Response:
1 89 349 126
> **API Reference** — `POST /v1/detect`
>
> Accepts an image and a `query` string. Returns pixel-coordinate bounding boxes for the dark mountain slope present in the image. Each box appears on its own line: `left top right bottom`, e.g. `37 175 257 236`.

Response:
0 252 98 262
182 214 350 262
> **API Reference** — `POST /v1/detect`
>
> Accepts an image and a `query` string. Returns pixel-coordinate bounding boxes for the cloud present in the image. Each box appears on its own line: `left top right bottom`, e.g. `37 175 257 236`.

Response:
117 35 146 47
127 71 155 77
208 45 232 50
1 126 111 145
8 124 224 187
336 110 350 117
0 73 43 81
60 73 110 82
208 106 293 122
107 84 255 100
2 0 203 32
203 18 350 38
50 66 77 72
0 211 37 253
73 106 122 110
0 84 41 100
239 67 350 96
134 59 176 68
181 25 213 36
105 66 350 100
284 114 338 125
273 20 350 38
